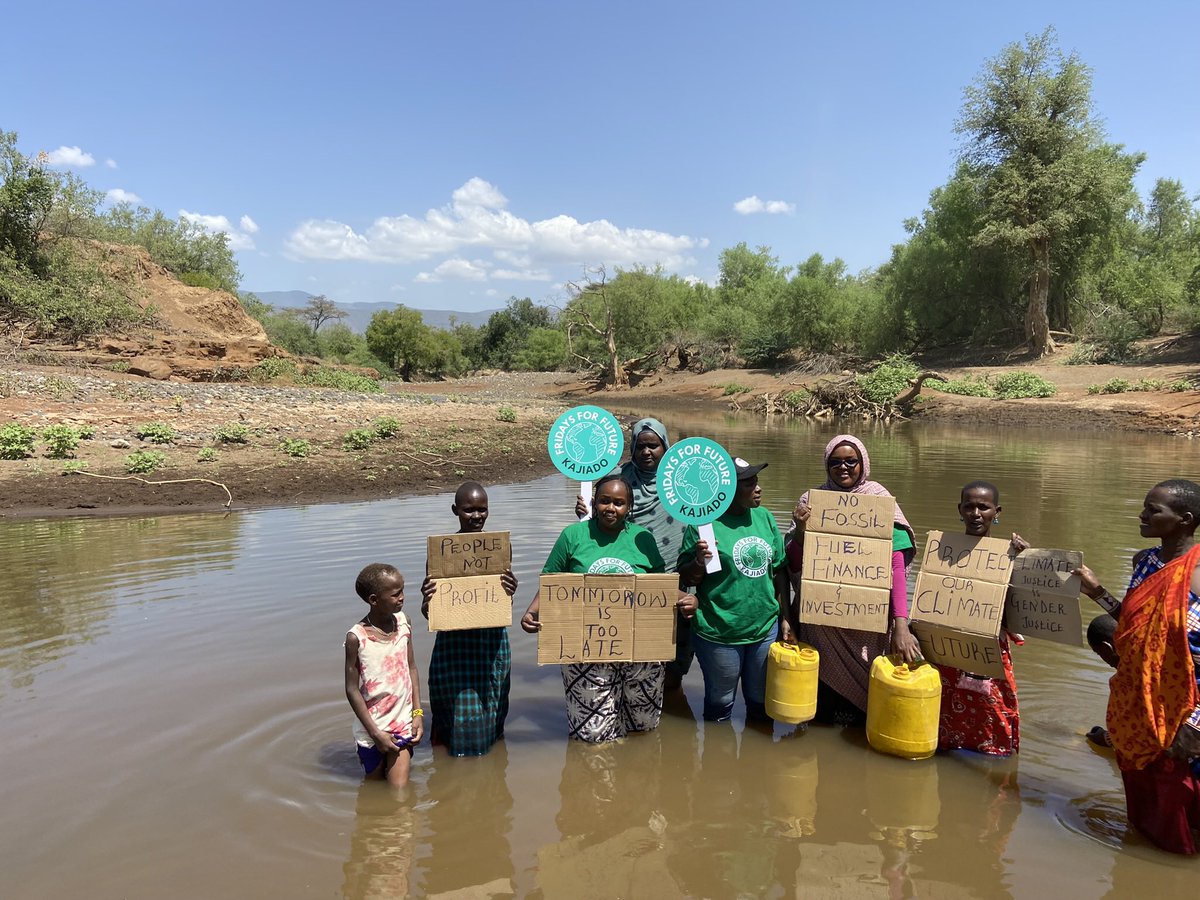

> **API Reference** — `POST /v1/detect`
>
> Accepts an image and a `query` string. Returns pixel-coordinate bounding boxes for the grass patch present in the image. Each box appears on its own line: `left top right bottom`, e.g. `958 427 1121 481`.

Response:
135 422 176 444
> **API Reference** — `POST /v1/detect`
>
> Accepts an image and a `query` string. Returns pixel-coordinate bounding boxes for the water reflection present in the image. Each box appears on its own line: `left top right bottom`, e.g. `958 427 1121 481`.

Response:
3 415 1200 897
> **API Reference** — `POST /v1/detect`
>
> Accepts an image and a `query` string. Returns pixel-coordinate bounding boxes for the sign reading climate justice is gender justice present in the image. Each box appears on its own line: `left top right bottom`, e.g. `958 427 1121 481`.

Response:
547 405 624 519
656 437 736 573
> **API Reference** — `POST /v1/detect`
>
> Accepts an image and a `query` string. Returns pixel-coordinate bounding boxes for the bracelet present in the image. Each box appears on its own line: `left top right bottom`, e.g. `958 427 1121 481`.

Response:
412 708 424 717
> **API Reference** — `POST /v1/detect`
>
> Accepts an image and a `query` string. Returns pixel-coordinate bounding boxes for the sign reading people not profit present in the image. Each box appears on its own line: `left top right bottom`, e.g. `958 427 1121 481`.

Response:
537 573 678 664
908 530 1014 678
547 405 624 519
1005 548 1084 646
798 489 895 632
425 531 512 631
656 437 735 572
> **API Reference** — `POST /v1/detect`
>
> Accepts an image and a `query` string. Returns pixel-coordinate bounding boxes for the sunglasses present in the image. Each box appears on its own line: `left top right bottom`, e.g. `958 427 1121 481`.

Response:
827 457 861 470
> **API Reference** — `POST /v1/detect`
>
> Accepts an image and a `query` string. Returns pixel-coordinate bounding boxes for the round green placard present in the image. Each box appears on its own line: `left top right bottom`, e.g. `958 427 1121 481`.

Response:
656 437 736 524
546 405 624 478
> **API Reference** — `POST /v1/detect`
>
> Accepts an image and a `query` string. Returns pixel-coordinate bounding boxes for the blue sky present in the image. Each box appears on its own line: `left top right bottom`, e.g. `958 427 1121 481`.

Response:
5 1 1198 312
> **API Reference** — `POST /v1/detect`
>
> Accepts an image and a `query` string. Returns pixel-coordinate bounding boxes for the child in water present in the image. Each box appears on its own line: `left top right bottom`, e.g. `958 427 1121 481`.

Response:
421 482 517 756
345 563 424 786
935 481 1028 755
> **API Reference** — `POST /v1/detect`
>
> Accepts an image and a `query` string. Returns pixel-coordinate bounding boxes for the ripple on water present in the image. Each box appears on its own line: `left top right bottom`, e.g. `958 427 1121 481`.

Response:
1057 790 1131 849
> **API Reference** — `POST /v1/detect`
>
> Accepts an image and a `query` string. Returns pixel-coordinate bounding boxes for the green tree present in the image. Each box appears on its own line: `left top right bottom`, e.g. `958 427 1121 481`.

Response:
293 293 347 335
957 27 1121 355
0 131 54 273
478 296 554 368
513 326 566 371
365 306 430 381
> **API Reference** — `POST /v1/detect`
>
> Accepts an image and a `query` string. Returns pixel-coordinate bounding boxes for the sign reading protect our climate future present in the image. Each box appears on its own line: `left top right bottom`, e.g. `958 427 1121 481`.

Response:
547 405 624 478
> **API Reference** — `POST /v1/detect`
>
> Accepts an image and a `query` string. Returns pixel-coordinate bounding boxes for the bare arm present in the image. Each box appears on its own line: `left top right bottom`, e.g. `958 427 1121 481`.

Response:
521 589 542 633
407 636 424 743
775 567 796 643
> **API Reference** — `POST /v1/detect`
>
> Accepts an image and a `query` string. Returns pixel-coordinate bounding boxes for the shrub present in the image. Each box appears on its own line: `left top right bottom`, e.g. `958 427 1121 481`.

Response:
1063 342 1100 366
135 422 176 444
781 389 812 410
1168 379 1195 393
990 371 1056 399
61 460 88 474
926 376 996 398
213 422 250 444
279 438 313 458
373 416 402 438
857 354 919 405
125 449 167 474
1137 378 1165 391
1088 378 1132 395
196 447 218 462
342 429 375 452
300 368 382 394
496 406 517 423
250 357 298 382
722 383 751 396
77 425 95 439
42 424 81 458
0 424 38 459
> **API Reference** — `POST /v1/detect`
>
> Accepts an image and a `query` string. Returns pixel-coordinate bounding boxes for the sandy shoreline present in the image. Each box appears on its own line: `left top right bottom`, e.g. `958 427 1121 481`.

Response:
2 347 1199 518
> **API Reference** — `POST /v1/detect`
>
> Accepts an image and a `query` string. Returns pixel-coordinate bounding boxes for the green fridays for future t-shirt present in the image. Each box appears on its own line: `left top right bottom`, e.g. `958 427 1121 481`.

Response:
679 505 785 645
542 519 666 575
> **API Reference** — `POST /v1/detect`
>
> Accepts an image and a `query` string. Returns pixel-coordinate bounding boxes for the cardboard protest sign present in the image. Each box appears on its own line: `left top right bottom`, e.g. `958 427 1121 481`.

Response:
1005 549 1084 646
798 489 895 633
537 573 677 664
909 621 1006 679
909 530 1013 674
426 531 511 579
657 437 736 573
428 575 512 631
425 531 513 631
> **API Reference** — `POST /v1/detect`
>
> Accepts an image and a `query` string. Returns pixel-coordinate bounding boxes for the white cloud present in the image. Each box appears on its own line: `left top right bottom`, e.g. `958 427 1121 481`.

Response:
491 267 552 281
179 209 257 251
285 177 699 272
104 188 141 204
45 146 95 168
733 195 795 216
239 215 259 234
485 289 498 297
414 258 490 283
105 158 118 169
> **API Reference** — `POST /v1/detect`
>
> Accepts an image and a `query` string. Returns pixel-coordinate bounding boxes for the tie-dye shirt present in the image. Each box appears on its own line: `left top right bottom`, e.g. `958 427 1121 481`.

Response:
348 613 415 746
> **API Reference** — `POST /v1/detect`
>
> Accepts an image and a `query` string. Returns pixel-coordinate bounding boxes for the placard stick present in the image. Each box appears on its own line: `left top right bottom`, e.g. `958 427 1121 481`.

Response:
698 522 721 573
579 480 593 520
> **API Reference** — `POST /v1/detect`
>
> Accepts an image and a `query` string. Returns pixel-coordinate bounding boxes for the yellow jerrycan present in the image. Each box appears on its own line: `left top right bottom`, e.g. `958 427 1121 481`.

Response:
866 654 941 760
765 640 819 725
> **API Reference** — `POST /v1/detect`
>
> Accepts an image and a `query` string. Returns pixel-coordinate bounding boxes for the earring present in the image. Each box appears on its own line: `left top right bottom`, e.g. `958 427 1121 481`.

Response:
993 516 1000 524
959 515 965 522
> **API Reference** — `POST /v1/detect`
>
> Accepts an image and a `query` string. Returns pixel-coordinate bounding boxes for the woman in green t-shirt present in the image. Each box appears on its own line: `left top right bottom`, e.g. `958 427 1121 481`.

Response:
678 458 794 723
523 473 697 742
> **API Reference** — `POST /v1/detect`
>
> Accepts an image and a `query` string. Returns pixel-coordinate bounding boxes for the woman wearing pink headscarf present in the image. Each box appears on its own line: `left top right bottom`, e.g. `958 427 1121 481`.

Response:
786 434 920 725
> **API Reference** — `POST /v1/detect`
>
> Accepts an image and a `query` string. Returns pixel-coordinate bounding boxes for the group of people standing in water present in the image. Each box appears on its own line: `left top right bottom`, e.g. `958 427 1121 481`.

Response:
345 414 1200 856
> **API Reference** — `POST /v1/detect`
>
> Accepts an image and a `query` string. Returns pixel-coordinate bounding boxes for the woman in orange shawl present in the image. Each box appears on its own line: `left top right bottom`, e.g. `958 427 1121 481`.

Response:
1077 479 1200 854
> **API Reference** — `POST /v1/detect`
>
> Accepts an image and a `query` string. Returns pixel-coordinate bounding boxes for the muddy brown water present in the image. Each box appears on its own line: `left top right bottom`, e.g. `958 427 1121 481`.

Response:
3 410 1200 898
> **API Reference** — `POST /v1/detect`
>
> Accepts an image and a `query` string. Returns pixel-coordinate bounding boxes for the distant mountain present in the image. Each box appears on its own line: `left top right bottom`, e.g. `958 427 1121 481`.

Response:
250 291 499 334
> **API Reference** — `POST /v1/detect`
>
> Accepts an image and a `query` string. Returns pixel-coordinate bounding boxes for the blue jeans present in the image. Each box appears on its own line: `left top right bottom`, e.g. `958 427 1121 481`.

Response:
691 629 777 722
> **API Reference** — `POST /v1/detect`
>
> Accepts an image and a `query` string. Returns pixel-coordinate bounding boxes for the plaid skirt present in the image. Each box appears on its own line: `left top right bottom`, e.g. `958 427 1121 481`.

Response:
429 627 511 757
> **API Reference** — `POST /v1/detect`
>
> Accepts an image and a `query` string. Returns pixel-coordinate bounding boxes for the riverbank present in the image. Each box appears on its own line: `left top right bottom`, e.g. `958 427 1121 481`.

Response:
2 336 1198 517
0 367 564 518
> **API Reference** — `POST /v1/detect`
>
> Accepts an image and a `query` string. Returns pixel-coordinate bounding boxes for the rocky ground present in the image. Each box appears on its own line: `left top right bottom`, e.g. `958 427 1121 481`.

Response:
3 334 1200 518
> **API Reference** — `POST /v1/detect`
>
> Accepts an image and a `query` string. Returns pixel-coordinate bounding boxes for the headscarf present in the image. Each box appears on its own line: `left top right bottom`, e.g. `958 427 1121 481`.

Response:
619 417 686 569
798 433 914 547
